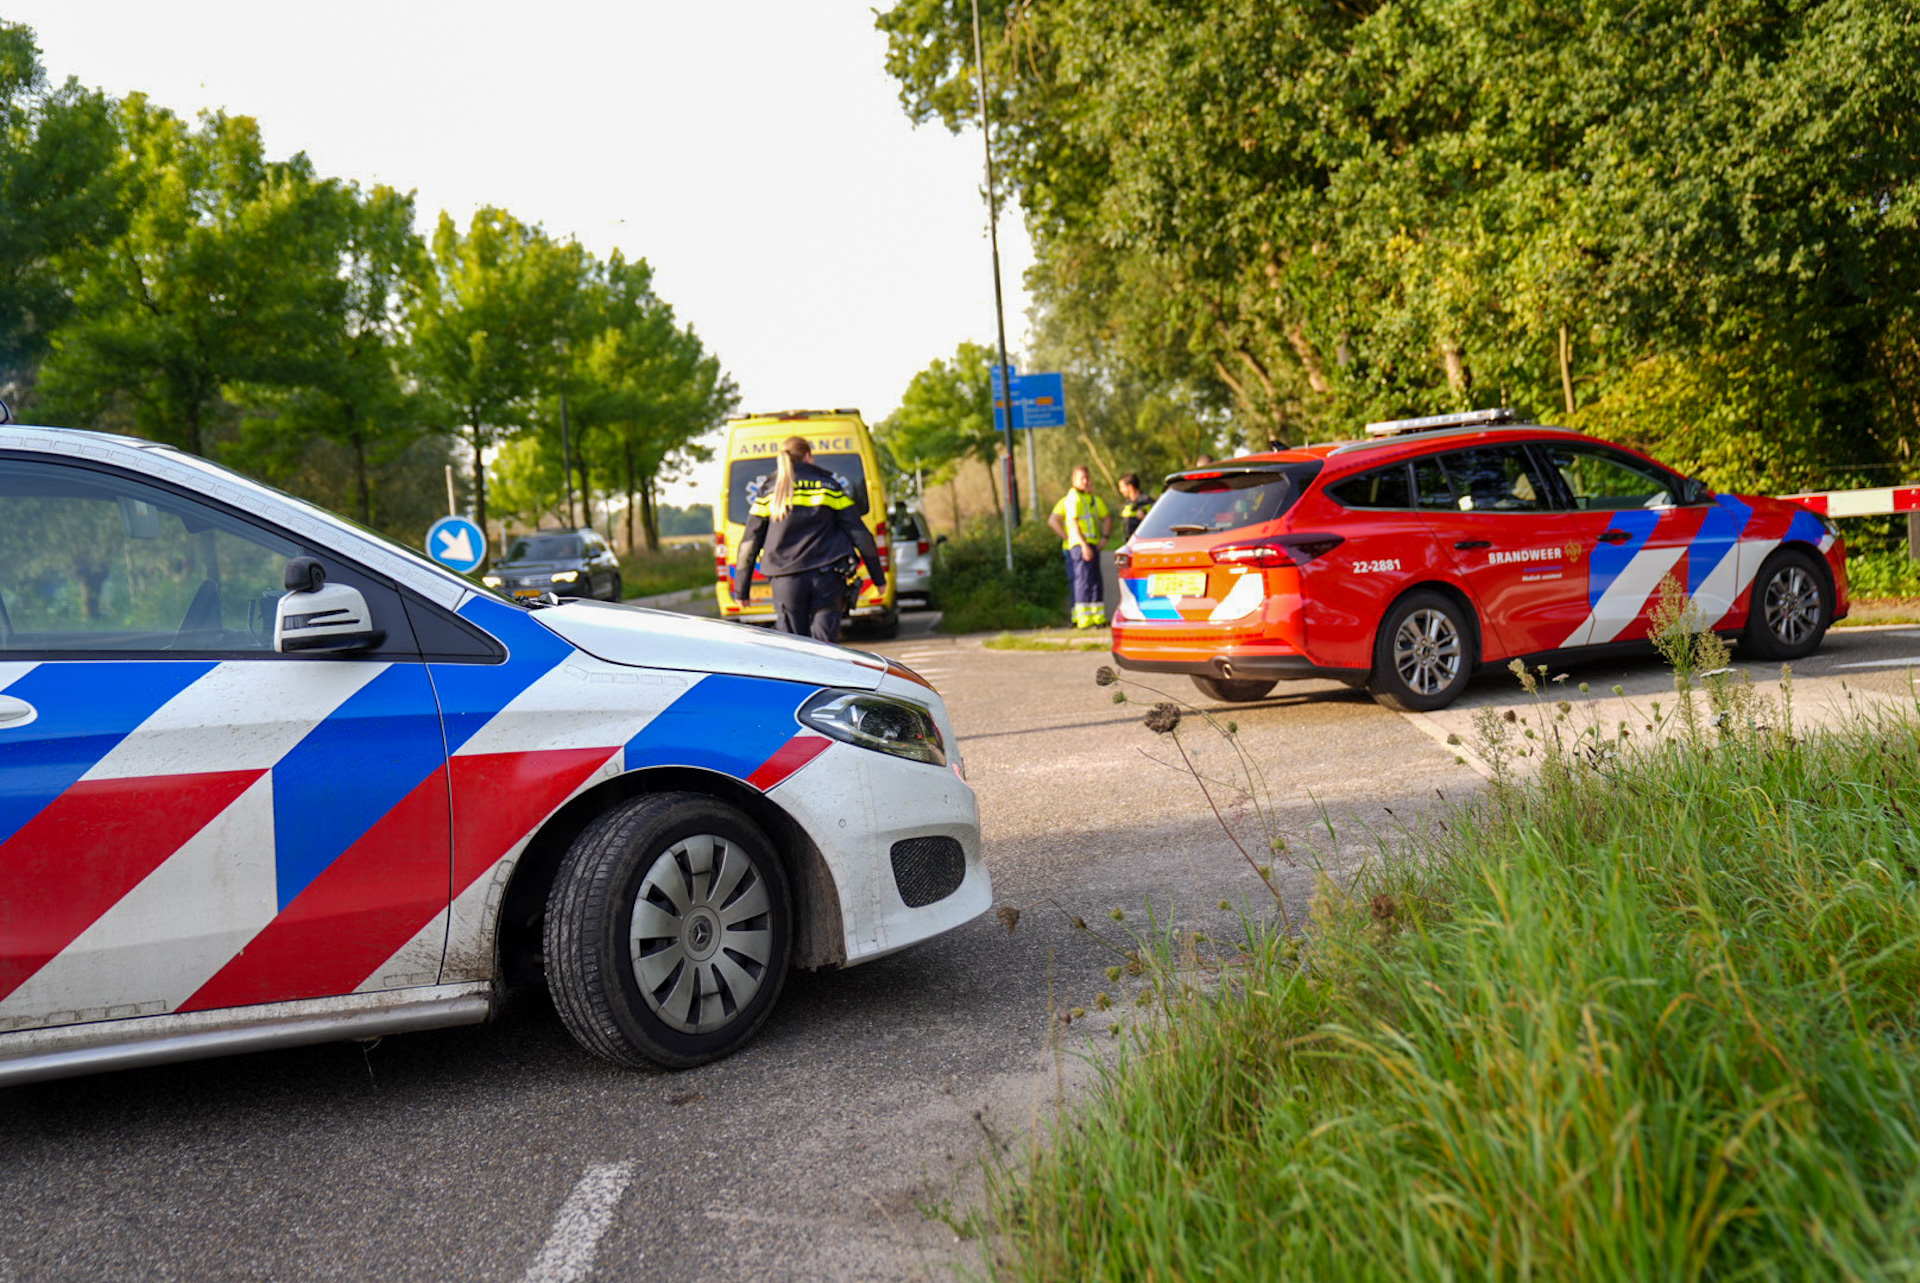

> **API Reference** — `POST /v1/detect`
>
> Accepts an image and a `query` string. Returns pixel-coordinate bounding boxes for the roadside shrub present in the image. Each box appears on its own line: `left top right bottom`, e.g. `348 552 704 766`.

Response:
1846 548 1920 599
933 515 1067 633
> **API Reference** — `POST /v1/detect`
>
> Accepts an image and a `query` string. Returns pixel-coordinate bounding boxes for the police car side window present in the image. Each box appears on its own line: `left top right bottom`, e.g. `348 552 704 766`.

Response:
1327 464 1413 509
0 458 417 658
0 459 295 653
1542 443 1677 511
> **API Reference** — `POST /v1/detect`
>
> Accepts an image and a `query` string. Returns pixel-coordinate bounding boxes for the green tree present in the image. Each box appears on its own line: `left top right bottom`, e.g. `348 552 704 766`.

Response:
231 183 431 526
410 208 584 541
36 99 346 456
878 0 1920 491
0 20 126 396
878 340 1004 515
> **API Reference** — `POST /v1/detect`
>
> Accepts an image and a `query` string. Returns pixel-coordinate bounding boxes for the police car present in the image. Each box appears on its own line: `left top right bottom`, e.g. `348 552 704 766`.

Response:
1113 410 1848 711
0 421 988 1085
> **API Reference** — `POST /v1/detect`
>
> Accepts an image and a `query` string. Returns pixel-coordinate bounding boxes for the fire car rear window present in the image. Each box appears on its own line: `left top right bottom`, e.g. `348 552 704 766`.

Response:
1135 463 1323 537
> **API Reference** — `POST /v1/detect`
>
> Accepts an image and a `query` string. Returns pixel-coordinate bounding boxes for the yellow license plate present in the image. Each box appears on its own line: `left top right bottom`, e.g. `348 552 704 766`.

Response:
512 588 543 599
1148 571 1207 598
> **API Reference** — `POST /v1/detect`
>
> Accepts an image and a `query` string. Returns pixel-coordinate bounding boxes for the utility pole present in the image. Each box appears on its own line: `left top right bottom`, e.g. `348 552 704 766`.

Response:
971 0 1020 571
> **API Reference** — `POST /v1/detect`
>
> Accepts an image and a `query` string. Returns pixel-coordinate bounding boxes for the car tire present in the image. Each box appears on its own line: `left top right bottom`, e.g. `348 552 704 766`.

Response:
607 573 624 602
1191 675 1277 703
1742 547 1831 661
861 608 900 641
545 792 792 1070
1368 589 1476 712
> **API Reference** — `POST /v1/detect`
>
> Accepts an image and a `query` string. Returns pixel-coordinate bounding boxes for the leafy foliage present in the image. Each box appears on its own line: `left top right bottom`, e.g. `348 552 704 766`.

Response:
878 0 1920 493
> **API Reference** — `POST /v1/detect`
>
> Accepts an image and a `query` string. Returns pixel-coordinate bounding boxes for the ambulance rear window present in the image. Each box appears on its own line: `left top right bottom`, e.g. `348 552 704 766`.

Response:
727 453 870 524
1136 463 1322 537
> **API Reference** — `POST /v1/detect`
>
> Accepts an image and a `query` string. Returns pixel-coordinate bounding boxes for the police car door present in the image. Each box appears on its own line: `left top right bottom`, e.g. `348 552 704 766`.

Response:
0 457 451 1034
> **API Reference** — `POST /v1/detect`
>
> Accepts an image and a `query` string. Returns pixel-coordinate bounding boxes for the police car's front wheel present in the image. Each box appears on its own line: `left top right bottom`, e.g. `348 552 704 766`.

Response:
1369 590 1476 713
1742 548 1830 661
546 792 793 1070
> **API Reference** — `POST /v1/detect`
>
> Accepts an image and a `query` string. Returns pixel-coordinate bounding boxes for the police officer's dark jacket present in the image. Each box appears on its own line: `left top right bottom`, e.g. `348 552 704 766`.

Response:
731 460 885 596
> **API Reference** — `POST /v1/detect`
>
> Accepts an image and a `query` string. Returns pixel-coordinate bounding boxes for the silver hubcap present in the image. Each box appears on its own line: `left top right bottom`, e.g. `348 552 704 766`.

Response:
1763 566 1821 646
629 833 773 1034
1393 607 1463 696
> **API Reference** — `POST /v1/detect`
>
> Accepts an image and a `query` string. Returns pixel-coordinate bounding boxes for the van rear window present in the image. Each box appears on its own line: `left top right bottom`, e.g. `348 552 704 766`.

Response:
1135 463 1322 537
725 452 870 525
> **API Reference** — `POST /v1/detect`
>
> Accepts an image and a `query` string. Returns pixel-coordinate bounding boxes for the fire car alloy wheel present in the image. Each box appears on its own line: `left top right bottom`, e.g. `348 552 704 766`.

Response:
1370 590 1476 713
546 792 793 1069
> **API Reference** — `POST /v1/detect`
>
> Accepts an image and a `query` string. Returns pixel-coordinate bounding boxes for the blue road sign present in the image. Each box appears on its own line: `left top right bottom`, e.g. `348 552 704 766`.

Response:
993 370 1067 431
426 515 486 573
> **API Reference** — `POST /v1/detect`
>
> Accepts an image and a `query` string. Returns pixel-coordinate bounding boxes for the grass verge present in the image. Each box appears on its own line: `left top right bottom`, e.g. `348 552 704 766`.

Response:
617 544 712 599
983 631 1112 653
996 690 1920 1278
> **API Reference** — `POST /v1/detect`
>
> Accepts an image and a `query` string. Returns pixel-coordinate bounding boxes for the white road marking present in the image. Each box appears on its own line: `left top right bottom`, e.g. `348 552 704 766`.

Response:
1836 657 1920 671
522 1161 636 1283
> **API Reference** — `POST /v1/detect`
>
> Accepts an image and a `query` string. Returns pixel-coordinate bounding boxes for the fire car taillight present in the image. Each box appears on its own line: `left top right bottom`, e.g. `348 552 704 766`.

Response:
1211 534 1344 567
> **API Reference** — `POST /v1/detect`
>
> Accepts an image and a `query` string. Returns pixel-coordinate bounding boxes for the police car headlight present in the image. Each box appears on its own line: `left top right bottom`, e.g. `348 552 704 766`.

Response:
799 690 946 767
551 571 580 583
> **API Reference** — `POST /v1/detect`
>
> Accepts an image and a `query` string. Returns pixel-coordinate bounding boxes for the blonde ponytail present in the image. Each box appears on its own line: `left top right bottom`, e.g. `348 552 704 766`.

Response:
769 435 811 521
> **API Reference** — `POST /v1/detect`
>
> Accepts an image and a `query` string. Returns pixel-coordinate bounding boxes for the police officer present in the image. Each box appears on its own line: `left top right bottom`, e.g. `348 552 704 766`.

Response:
730 435 886 643
1117 472 1154 539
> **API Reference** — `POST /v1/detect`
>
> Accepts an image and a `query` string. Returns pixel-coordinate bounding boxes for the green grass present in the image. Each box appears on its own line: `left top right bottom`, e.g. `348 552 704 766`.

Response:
995 697 1920 1280
616 543 712 599
983 632 1112 652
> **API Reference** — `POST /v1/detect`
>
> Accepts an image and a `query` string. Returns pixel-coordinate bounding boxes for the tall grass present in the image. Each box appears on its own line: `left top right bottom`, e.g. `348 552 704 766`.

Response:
998 703 1920 1279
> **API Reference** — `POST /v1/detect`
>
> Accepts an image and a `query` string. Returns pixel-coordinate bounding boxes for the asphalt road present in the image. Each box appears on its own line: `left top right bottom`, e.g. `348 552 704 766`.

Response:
7 610 1918 1282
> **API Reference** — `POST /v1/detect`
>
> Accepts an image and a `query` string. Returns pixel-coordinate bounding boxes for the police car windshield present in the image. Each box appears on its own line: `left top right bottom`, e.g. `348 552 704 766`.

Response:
505 534 584 562
1136 463 1322 538
726 453 870 525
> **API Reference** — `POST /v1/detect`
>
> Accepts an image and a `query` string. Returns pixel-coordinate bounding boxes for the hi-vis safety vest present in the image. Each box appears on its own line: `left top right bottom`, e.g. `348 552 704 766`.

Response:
1052 488 1110 549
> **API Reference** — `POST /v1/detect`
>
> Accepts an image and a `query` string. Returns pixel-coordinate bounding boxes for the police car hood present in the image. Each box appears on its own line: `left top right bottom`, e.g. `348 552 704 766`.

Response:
531 600 888 690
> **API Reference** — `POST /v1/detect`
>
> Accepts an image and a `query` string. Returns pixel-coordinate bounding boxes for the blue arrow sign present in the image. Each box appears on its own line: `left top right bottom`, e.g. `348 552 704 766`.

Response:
426 515 486 573
993 371 1067 431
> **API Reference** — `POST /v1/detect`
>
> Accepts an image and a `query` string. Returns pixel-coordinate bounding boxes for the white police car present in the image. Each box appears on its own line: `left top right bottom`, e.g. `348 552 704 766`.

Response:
0 422 988 1084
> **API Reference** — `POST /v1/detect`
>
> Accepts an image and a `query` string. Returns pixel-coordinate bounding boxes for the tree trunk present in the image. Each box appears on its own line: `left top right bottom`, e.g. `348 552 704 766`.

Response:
468 415 489 557
639 472 660 551
350 408 372 525
1442 343 1472 402
623 442 639 551
1558 325 1576 416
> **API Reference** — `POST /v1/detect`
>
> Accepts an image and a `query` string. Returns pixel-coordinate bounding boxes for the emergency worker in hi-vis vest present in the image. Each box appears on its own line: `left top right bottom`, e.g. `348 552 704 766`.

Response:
730 435 885 642
1048 465 1112 629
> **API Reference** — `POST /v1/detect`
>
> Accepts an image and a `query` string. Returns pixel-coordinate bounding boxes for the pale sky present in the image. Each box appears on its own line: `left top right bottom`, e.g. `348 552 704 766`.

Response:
6 1 1034 503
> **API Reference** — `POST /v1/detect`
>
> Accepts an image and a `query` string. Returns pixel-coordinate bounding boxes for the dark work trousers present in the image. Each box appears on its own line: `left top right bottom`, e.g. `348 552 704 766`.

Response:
771 564 849 643
1065 546 1107 627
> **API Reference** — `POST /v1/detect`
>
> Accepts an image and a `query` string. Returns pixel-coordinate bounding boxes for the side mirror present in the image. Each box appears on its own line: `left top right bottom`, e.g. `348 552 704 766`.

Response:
1679 477 1711 505
275 557 384 653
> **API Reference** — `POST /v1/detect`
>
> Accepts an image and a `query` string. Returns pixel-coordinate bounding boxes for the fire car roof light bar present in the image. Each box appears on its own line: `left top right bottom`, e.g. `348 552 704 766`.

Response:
1363 408 1524 437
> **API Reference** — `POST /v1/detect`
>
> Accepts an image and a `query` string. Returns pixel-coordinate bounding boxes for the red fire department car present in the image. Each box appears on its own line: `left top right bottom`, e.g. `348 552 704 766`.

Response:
1113 410 1848 711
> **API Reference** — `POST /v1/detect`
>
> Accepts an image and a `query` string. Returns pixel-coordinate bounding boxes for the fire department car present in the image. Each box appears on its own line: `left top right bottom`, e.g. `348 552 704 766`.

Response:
1114 410 1848 711
0 422 987 1086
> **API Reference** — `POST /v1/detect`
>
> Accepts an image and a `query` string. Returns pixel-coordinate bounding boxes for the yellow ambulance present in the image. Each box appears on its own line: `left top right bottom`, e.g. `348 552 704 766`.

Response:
713 409 898 638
